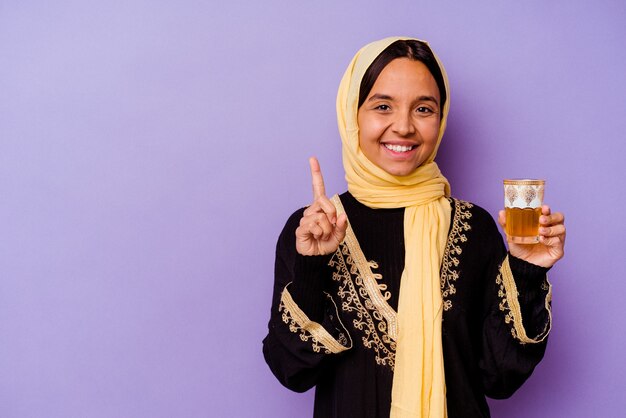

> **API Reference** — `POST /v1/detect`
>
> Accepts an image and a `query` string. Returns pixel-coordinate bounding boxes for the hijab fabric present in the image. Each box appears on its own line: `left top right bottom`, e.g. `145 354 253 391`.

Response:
336 37 451 418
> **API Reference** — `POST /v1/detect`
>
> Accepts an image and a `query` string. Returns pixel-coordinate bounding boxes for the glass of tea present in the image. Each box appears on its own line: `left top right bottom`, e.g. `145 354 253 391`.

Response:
503 179 545 244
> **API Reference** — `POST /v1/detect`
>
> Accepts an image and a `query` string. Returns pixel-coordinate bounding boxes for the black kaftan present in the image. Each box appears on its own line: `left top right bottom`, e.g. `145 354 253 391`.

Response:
263 192 552 418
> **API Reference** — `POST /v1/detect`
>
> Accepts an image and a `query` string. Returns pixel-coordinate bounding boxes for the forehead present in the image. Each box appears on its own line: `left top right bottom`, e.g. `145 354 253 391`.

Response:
369 58 439 98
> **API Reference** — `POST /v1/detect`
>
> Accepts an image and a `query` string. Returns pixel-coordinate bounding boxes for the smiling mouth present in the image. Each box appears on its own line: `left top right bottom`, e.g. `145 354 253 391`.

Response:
383 144 416 153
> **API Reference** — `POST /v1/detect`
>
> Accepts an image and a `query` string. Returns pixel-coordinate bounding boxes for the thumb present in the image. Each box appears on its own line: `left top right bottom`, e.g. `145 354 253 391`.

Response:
335 213 348 236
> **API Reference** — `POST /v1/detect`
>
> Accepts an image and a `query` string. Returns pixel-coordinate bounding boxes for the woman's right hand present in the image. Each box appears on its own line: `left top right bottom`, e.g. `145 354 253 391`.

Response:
295 157 348 256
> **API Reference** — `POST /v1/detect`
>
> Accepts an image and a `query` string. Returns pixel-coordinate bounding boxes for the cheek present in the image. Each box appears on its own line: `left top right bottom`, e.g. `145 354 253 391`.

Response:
358 131 378 159
421 120 441 143
357 121 373 148
358 118 384 143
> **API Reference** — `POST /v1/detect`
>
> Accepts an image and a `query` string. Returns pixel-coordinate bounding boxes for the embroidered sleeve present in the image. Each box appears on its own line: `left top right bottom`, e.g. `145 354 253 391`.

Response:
496 255 552 344
279 284 352 354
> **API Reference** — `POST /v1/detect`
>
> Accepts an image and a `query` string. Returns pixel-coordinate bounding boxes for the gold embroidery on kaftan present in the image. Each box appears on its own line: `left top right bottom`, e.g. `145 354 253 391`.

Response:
440 198 473 311
327 195 397 369
496 255 552 344
279 285 352 354
328 243 397 369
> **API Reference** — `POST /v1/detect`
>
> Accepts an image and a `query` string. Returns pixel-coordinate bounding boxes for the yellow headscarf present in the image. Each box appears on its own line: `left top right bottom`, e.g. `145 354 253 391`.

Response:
336 37 451 418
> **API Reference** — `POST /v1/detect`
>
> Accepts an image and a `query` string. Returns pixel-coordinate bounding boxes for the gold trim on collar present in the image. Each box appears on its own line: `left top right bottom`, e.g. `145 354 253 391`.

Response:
440 198 473 311
331 194 398 341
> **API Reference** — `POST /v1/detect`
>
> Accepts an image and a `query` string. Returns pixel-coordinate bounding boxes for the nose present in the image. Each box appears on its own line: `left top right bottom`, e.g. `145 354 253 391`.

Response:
391 110 416 137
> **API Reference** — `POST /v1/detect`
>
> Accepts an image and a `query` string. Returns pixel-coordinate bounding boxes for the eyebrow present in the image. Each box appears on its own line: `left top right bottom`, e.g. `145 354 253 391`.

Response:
367 93 439 106
367 94 393 102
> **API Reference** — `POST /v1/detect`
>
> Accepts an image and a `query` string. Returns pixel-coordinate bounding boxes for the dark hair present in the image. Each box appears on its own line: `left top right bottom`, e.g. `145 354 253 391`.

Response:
358 40 447 115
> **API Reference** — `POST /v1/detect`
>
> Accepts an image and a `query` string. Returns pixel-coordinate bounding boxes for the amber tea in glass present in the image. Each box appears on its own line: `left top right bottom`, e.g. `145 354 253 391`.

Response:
503 179 545 244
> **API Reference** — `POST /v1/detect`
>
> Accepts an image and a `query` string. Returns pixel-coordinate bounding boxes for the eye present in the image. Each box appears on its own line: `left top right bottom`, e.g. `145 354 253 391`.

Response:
416 106 434 114
374 104 391 111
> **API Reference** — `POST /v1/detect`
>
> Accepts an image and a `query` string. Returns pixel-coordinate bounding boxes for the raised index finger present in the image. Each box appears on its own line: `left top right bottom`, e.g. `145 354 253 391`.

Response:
309 156 326 200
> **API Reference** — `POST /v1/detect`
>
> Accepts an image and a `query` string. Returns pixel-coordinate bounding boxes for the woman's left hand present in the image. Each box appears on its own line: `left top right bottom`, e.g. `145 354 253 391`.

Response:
498 205 566 268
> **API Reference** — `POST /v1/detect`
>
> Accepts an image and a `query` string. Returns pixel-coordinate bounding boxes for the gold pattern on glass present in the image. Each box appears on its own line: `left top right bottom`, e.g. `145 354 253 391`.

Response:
503 179 545 244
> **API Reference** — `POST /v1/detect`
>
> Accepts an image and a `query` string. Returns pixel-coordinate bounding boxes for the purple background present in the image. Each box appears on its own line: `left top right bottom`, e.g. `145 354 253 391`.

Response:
1 1 624 417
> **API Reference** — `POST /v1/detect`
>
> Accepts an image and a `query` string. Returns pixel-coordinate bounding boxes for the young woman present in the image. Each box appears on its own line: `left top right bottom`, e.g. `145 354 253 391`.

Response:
263 37 565 418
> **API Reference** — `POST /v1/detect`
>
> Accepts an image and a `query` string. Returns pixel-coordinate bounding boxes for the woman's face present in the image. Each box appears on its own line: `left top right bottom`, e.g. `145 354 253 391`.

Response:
357 58 441 177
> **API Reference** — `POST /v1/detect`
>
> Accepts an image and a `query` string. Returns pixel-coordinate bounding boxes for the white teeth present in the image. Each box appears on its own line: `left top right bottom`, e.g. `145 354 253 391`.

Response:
384 144 414 152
